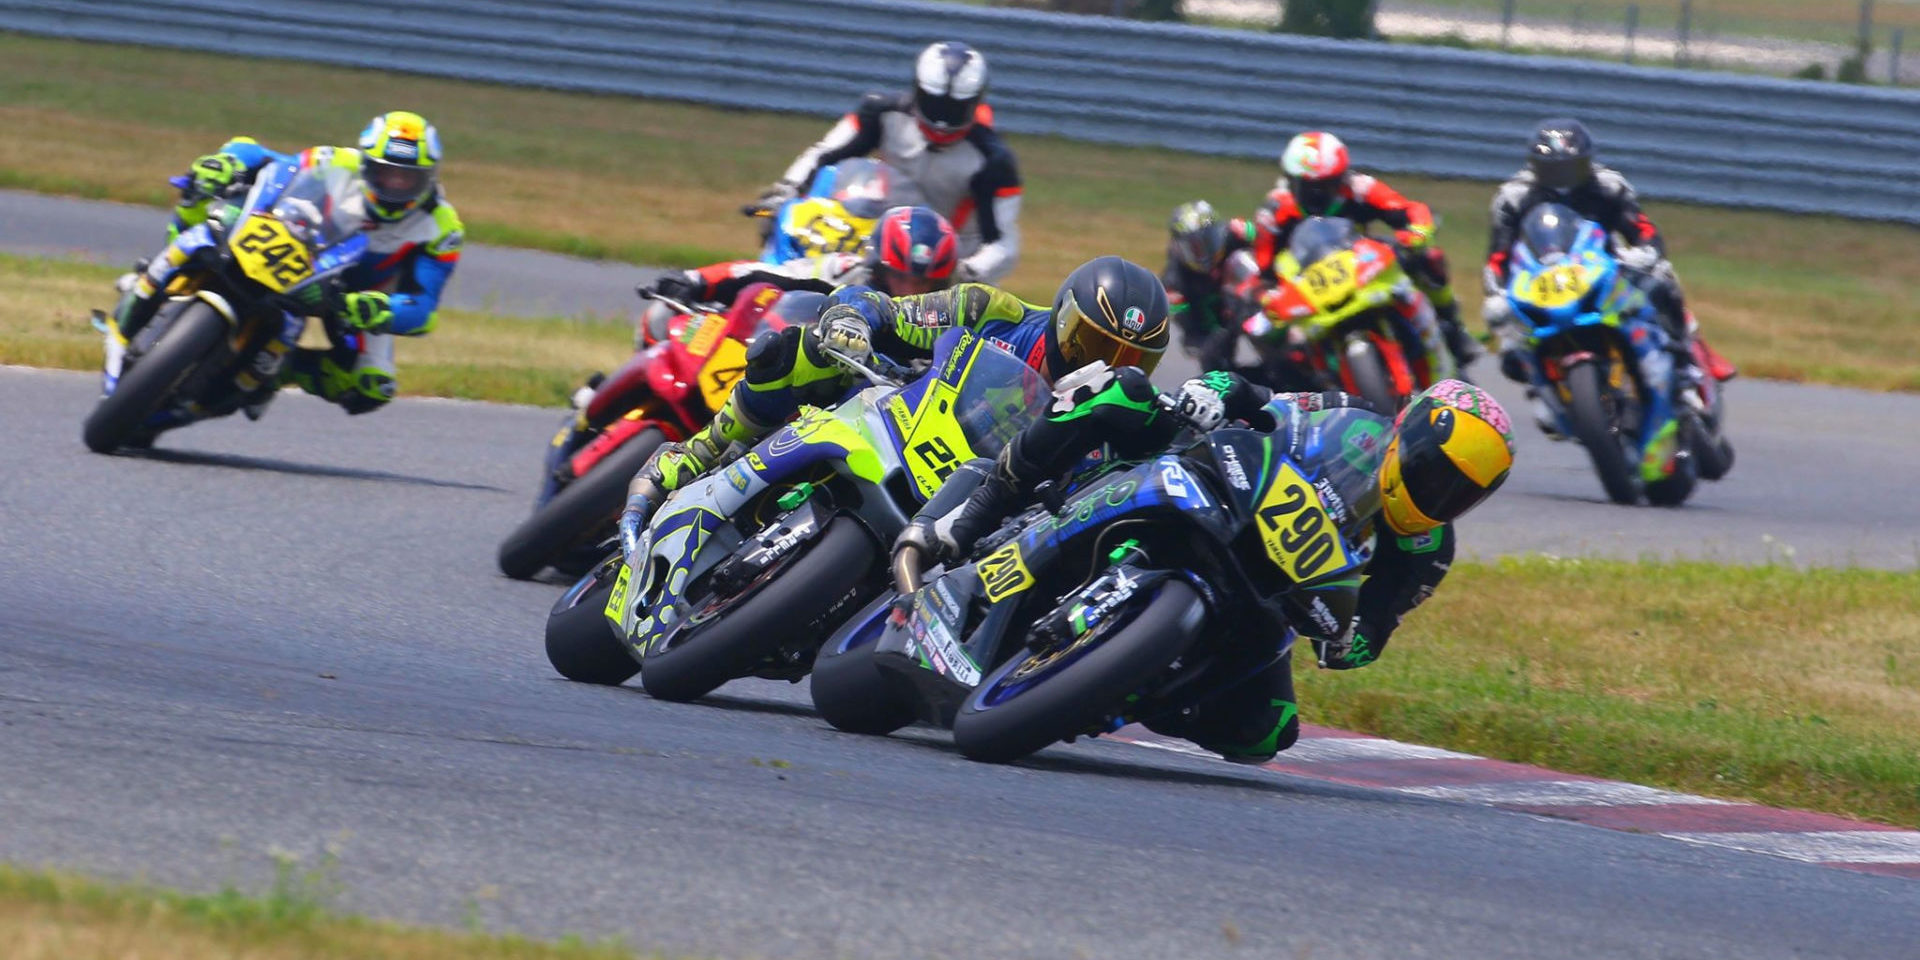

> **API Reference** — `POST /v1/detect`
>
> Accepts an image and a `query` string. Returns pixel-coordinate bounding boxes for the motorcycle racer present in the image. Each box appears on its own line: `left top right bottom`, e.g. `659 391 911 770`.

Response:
1238 132 1480 371
617 256 1172 557
1483 118 1737 389
750 41 1022 284
899 372 1514 762
110 111 462 416
1162 200 1252 372
647 205 961 307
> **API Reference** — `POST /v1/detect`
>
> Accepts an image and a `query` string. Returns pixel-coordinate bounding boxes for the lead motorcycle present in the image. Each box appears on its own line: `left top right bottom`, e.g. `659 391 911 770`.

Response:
543 328 1051 702
751 158 926 262
496 287 809 580
1502 204 1732 506
82 160 370 453
811 394 1387 764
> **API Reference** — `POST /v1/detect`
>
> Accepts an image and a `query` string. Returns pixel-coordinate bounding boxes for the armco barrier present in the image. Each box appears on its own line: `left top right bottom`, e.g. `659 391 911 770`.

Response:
3 0 1916 222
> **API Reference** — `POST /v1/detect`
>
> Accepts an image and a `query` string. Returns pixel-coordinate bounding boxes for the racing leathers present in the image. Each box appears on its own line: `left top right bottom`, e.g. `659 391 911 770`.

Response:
905 367 1455 762
1161 227 1253 372
1239 175 1478 368
653 251 870 307
620 283 1062 554
775 94 1021 284
1483 163 1734 385
113 140 464 415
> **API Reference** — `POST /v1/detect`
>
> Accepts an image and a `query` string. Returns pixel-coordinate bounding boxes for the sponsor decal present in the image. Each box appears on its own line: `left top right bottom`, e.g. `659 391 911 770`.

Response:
725 463 752 492
1306 595 1343 637
1219 444 1251 490
918 614 981 686
1314 478 1350 525
384 139 419 160
1121 306 1146 335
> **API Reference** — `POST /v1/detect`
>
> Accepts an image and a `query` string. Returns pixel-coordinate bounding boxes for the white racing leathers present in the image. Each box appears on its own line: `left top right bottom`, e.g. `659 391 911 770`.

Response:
781 93 1022 284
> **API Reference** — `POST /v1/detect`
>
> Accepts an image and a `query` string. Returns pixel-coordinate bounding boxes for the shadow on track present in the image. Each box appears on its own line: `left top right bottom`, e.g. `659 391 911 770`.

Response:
130 447 508 493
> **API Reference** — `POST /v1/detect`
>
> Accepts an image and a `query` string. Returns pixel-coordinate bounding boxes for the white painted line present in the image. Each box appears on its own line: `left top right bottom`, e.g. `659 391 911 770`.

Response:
1280 737 1480 763
1396 780 1732 807
1663 831 1920 863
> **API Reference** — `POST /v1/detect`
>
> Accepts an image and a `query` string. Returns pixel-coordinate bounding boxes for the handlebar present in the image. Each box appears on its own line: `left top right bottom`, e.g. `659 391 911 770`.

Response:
634 287 717 316
818 344 908 390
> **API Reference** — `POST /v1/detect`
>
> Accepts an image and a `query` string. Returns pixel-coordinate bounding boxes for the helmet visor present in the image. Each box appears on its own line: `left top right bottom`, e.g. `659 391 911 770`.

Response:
915 91 977 132
1393 406 1511 525
1055 297 1162 375
1293 177 1342 216
1173 225 1225 274
1530 154 1592 192
874 264 943 296
365 159 432 207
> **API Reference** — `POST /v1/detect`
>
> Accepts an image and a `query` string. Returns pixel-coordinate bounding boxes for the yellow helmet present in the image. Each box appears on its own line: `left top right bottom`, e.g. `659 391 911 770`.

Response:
1379 380 1515 535
357 110 441 221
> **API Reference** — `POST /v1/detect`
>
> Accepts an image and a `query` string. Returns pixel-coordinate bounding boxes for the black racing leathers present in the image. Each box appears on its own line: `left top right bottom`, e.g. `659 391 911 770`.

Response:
918 367 1455 760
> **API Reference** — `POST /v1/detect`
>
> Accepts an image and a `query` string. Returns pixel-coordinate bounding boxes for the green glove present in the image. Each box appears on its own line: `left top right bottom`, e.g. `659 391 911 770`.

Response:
184 153 245 201
340 291 394 333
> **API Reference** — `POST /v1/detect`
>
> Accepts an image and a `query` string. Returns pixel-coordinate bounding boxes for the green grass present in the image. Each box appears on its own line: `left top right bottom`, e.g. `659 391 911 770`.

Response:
1298 555 1920 828
0 252 631 408
0 862 657 959
0 32 1916 390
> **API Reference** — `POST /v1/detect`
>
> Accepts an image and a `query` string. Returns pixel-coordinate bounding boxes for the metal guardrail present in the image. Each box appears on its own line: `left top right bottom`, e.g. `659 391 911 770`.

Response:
5 0 1917 223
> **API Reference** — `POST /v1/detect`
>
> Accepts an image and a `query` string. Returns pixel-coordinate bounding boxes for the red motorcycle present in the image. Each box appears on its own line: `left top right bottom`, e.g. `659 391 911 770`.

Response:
496 284 814 580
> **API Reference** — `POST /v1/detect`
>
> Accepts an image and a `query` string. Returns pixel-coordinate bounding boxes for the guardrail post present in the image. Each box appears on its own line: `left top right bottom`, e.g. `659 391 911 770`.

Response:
1858 0 1875 53
1894 28 1905 83
1676 0 1693 66
1624 4 1639 63
1501 0 1516 49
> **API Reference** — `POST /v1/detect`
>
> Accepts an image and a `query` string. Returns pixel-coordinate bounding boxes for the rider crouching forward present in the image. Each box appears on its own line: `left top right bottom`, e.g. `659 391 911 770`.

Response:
616 257 1175 561
896 370 1515 763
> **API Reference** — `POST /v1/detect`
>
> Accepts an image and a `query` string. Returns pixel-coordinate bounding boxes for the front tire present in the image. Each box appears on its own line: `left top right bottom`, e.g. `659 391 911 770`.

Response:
1343 338 1400 413
809 594 916 735
639 516 880 703
545 565 639 685
1564 361 1640 505
83 302 225 453
953 579 1206 764
499 428 665 580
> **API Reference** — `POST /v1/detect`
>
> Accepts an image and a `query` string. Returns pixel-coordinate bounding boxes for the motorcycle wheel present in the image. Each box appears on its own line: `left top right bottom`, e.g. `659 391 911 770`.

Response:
639 516 879 703
953 579 1206 765
1645 418 1700 507
544 563 639 685
809 593 916 735
82 301 225 454
1564 362 1641 505
498 427 666 580
1343 339 1400 413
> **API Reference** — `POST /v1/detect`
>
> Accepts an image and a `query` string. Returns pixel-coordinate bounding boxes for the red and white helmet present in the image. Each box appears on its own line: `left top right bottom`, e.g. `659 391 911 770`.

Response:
913 41 988 147
1281 131 1352 216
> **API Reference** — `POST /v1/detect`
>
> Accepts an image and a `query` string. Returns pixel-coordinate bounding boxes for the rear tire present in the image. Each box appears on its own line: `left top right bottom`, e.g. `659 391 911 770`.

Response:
953 579 1206 764
83 302 225 454
499 428 665 580
639 516 880 703
1564 362 1640 505
809 595 916 735
1343 338 1400 413
545 567 639 685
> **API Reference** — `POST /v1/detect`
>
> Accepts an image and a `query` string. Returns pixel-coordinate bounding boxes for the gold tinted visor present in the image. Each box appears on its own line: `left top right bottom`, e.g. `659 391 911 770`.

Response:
1056 298 1164 375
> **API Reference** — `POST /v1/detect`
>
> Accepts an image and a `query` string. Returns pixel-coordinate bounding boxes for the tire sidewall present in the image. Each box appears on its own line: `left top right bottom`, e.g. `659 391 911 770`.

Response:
83 301 227 453
499 428 666 580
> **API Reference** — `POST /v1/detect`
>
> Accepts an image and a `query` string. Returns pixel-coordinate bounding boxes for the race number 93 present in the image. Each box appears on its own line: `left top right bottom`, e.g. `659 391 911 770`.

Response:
1254 461 1351 583
1524 263 1590 309
230 217 313 292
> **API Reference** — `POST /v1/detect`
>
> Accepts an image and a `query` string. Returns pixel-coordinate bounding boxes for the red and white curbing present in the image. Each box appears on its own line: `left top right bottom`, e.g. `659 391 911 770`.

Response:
1114 723 1920 879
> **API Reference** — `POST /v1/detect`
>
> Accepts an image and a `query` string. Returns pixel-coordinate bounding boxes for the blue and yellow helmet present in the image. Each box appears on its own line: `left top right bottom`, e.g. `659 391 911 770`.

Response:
357 111 442 221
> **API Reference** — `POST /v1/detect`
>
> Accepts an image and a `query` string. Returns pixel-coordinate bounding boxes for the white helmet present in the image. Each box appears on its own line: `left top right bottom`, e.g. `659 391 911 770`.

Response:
913 41 988 146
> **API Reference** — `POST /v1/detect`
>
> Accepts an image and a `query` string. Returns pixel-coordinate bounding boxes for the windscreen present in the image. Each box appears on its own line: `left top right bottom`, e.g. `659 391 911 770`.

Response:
821 158 928 221
1287 216 1359 268
257 161 363 249
945 336 1051 459
1518 203 1586 261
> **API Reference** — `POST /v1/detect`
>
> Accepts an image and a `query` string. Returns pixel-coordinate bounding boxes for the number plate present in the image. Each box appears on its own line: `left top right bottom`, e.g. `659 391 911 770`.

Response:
229 216 314 292
1523 263 1591 309
1295 251 1358 311
603 564 632 622
696 337 748 411
1254 460 1353 583
976 539 1033 603
890 379 977 499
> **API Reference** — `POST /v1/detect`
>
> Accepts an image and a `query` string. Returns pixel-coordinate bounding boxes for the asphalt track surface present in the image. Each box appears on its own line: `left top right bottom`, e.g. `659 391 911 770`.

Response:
4 191 1920 958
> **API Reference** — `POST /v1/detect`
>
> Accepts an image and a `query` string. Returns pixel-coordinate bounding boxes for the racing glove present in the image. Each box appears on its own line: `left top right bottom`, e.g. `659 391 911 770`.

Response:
1171 377 1228 431
647 271 702 304
1395 224 1436 251
181 152 244 202
1312 627 1382 671
340 291 393 333
748 180 800 215
813 304 874 369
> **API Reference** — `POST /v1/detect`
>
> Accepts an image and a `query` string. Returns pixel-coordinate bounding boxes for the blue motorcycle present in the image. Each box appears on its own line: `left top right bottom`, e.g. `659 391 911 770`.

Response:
1503 204 1729 506
810 395 1389 764
754 158 926 263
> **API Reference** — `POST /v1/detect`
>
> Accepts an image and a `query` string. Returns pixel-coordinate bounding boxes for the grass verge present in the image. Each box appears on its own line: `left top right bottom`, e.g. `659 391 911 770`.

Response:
1299 555 1920 828
0 33 1915 390
0 253 629 408
0 863 650 960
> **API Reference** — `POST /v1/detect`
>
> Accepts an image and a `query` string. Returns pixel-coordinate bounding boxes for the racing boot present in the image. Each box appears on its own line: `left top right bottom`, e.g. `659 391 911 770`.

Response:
1434 298 1483 374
